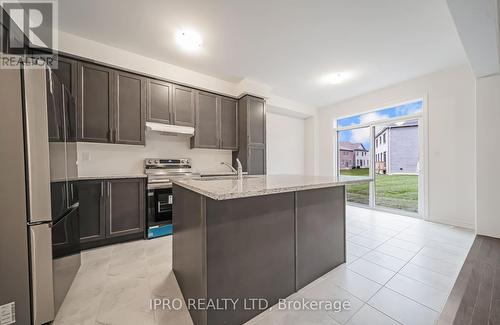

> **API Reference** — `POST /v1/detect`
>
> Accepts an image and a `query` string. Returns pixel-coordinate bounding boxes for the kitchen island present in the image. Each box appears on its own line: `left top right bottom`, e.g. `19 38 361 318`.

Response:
172 175 350 325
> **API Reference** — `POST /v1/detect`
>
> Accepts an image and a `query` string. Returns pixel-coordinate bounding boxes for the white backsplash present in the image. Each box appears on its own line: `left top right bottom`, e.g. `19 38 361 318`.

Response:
77 131 233 177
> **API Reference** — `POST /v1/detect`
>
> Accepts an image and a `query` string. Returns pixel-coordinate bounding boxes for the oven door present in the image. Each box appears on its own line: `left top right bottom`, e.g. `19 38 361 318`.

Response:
148 187 173 226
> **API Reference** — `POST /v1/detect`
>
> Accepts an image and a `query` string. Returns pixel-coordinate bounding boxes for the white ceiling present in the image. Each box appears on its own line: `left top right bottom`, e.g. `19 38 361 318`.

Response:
58 0 468 108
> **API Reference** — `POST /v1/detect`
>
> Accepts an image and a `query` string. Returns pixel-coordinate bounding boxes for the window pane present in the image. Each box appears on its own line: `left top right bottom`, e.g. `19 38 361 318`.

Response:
337 127 371 205
374 120 419 213
345 183 369 205
337 100 422 127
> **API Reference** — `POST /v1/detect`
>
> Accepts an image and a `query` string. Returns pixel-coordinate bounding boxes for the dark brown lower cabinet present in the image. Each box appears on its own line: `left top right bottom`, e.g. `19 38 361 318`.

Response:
106 179 145 237
248 145 266 175
78 178 145 249
79 180 106 243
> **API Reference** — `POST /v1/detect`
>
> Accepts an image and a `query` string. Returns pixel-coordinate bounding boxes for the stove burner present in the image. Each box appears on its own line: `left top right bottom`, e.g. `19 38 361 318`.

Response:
145 158 193 189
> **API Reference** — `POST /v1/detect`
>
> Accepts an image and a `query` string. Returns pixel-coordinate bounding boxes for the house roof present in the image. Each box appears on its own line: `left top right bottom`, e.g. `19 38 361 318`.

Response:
375 119 418 138
339 142 367 151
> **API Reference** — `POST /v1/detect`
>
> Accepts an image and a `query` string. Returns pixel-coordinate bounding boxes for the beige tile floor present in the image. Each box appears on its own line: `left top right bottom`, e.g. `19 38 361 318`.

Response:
54 206 475 325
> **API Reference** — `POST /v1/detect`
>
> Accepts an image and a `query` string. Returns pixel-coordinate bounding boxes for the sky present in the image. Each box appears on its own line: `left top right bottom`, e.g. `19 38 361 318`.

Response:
337 100 423 150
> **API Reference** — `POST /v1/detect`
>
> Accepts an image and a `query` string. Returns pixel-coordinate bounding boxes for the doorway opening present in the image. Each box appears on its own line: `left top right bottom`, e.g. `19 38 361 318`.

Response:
335 100 425 217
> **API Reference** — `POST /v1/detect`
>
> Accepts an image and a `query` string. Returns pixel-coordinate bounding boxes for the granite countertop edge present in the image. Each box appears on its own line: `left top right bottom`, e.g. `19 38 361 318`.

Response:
171 177 368 201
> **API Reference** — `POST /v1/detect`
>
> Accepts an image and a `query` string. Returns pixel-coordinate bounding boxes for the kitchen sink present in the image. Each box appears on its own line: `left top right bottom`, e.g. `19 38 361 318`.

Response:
193 175 262 181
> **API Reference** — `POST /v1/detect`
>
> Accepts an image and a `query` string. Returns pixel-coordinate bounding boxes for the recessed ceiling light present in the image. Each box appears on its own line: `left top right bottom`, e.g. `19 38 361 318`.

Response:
175 29 203 52
321 72 353 85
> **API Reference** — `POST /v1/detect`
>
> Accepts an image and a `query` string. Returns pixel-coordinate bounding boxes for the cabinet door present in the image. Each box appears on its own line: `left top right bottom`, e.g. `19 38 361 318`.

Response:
53 56 77 97
220 97 238 150
77 62 113 143
147 79 172 124
248 145 266 175
78 180 106 243
114 71 146 145
106 179 145 238
46 71 64 142
172 84 195 127
247 96 266 146
193 91 219 149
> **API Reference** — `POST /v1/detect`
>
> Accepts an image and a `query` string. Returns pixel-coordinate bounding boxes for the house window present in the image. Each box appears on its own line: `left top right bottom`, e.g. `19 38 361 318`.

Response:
383 133 386 144
383 152 386 162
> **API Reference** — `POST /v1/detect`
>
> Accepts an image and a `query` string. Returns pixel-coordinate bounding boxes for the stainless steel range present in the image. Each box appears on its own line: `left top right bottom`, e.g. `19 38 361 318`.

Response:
145 158 192 238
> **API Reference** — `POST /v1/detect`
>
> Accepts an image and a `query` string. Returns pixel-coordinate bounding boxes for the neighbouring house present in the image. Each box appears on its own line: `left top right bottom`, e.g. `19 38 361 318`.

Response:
338 142 370 169
375 120 419 174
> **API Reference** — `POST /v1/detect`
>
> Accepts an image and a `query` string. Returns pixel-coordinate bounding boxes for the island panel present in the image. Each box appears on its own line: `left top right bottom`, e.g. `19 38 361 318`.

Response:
296 186 346 289
205 192 296 325
172 183 347 325
172 185 208 325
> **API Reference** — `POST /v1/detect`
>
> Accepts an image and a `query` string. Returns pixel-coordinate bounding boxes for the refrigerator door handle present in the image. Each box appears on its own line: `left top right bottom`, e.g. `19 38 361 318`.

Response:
29 223 55 325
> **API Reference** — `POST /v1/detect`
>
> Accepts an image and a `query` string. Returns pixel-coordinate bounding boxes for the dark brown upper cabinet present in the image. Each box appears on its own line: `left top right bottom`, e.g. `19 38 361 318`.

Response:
114 71 146 145
46 71 64 142
76 62 145 145
77 62 114 143
191 92 239 151
247 96 266 146
172 84 195 127
53 56 77 97
192 91 219 149
232 95 266 175
106 178 145 238
220 97 238 150
147 79 173 124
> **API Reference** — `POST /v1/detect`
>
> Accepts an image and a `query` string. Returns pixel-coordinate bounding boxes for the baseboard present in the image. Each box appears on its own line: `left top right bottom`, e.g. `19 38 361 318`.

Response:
426 216 475 230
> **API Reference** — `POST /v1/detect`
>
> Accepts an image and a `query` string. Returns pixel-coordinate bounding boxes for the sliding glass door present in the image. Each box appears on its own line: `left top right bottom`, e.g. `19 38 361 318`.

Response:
337 127 372 205
335 100 424 217
373 119 419 213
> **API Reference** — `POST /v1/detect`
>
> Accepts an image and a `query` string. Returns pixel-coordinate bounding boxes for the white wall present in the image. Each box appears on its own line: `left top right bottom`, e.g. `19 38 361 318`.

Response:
317 65 476 228
77 132 232 176
58 31 316 118
266 112 305 175
476 74 500 237
304 116 320 175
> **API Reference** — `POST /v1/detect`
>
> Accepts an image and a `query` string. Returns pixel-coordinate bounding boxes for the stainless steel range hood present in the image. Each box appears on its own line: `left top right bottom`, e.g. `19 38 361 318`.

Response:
146 122 195 135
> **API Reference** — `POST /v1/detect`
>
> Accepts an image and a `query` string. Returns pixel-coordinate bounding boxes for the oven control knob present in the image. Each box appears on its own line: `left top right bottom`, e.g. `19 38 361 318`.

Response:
155 159 160 164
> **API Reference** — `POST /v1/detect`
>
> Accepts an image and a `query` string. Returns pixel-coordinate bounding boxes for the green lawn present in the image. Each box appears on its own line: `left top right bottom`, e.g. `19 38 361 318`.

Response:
340 168 418 213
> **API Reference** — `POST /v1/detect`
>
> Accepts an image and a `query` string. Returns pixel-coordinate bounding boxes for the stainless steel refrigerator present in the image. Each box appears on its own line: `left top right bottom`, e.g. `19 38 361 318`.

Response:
0 64 80 325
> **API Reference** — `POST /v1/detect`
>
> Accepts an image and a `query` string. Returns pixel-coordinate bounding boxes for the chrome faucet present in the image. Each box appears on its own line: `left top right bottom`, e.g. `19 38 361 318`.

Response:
236 158 243 180
220 159 243 180
221 162 237 173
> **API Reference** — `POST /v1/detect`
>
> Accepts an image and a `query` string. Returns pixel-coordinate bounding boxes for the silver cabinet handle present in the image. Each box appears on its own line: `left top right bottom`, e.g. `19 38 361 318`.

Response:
100 182 104 197
107 182 111 197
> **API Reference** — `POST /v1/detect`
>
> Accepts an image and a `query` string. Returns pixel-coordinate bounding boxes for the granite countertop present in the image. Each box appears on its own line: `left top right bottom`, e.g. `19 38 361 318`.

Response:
77 174 147 181
198 171 249 177
171 174 369 200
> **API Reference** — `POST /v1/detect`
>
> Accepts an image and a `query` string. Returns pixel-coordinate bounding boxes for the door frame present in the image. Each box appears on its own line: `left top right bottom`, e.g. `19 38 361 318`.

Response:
333 96 429 219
